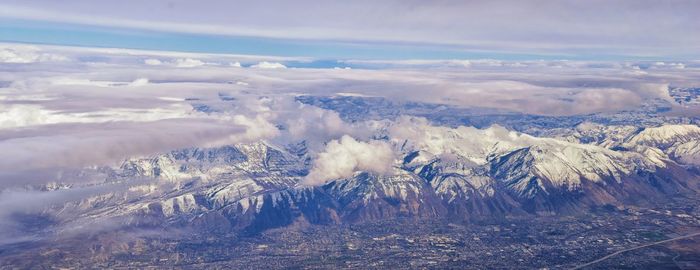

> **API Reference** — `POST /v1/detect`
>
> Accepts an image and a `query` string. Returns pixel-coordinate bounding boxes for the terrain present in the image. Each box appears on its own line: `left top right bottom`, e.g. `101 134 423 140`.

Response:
1 93 700 269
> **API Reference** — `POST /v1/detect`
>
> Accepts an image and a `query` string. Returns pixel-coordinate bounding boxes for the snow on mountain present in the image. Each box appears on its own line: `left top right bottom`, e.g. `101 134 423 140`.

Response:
207 177 267 209
48 142 307 228
546 122 641 148
322 171 444 221
117 142 304 185
668 140 700 166
389 117 538 166
14 122 699 237
390 118 673 196
489 143 655 198
325 171 423 204
625 124 700 166
161 194 202 217
627 124 700 149
535 123 700 167
400 152 520 220
402 151 494 200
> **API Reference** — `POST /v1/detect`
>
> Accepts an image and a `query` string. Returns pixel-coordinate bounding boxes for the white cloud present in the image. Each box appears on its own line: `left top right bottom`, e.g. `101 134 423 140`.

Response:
388 116 535 165
0 119 258 180
251 61 286 69
174 58 205 68
651 62 686 70
0 103 194 129
0 182 137 244
0 105 54 129
128 77 149 86
144 58 162 65
50 78 115 87
0 46 68 63
285 105 351 141
303 135 395 186
343 59 472 68
227 114 281 143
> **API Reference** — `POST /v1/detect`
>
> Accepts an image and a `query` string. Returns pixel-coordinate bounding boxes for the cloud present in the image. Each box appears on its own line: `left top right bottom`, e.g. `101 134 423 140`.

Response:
284 104 354 141
143 58 162 65
387 116 536 165
175 58 205 68
1 42 699 187
0 103 193 129
0 105 55 129
227 114 281 142
50 78 116 87
342 59 473 68
128 77 149 86
0 183 130 220
0 180 152 245
3 43 696 119
309 77 647 116
303 135 395 186
251 61 286 69
0 119 254 182
0 45 68 63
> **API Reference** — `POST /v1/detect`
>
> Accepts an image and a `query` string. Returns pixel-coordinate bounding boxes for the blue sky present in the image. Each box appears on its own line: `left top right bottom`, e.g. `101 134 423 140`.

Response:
0 1 699 60
0 19 567 61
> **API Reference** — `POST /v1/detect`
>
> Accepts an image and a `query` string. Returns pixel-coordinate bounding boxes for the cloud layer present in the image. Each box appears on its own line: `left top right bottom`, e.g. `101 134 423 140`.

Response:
0 43 699 188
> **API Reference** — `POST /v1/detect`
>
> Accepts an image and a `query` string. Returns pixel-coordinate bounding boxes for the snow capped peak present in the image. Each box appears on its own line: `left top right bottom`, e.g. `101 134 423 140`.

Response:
628 124 700 149
325 171 424 203
490 141 656 198
571 122 641 148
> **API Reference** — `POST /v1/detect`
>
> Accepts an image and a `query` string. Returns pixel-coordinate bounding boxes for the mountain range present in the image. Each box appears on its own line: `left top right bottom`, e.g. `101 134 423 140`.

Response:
33 123 699 236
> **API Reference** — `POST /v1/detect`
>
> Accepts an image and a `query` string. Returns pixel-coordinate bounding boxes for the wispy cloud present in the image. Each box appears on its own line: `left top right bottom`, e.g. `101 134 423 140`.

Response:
0 1 699 58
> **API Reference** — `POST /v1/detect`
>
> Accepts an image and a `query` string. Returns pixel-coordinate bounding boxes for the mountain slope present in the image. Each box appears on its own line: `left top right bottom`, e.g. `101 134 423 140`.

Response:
14 124 700 239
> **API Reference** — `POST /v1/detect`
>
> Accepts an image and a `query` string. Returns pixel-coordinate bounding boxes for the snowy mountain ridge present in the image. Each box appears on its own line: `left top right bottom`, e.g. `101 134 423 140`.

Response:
21 123 700 236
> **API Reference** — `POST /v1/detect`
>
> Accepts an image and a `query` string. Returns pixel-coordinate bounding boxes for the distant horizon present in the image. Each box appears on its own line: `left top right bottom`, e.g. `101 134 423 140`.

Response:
1 1 699 61
2 40 699 64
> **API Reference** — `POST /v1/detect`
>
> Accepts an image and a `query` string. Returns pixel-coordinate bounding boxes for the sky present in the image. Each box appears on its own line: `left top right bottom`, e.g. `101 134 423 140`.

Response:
0 0 699 60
